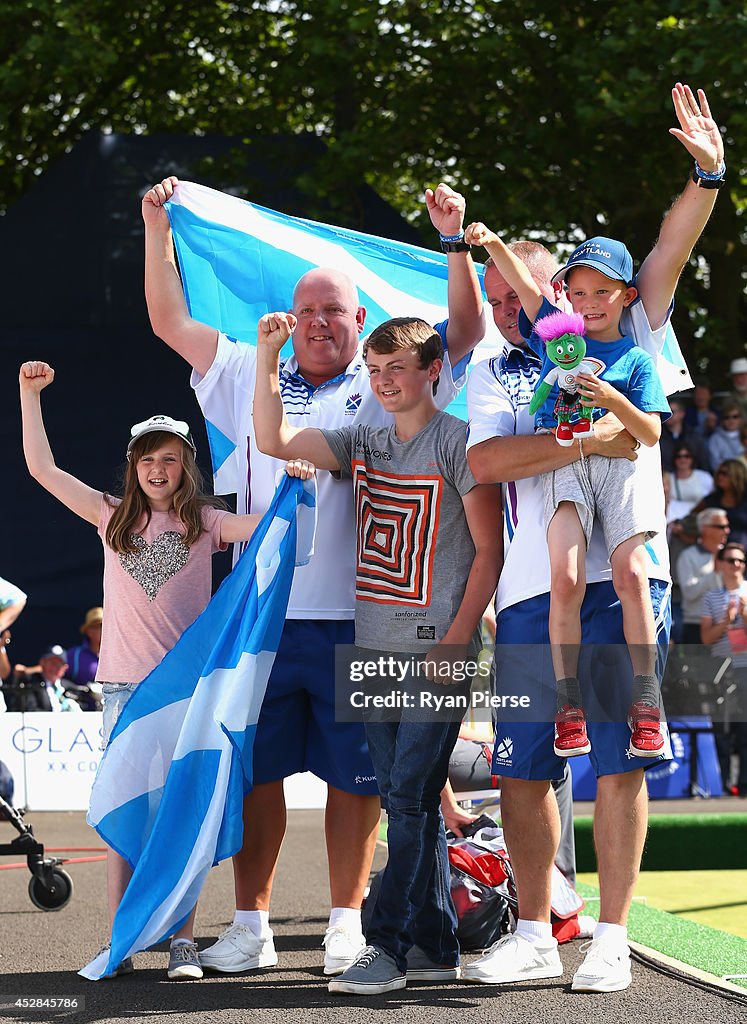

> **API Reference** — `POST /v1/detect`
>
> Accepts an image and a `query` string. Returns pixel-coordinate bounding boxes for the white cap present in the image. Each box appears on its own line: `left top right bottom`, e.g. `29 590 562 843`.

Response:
730 358 747 376
126 415 196 457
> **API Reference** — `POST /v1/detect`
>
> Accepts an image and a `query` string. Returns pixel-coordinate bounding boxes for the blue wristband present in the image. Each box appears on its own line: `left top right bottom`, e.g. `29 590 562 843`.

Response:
439 231 465 243
694 160 726 180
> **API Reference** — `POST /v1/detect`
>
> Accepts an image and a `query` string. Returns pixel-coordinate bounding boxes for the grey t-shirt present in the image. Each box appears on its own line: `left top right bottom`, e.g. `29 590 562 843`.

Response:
322 411 478 651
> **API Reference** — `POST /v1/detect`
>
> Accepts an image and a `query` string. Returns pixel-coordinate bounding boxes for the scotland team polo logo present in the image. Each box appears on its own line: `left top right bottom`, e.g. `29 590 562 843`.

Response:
495 737 513 763
346 393 362 415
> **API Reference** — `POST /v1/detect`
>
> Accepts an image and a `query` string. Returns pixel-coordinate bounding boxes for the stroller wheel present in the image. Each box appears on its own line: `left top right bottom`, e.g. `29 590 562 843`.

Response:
28 868 74 911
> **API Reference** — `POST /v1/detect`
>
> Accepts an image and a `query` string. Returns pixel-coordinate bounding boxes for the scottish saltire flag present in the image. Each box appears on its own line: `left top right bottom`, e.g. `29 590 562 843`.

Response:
165 181 488 489
165 182 692 490
80 474 316 980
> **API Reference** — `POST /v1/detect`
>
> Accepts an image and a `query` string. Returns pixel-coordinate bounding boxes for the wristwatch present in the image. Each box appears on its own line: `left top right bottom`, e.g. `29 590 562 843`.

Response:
440 237 471 253
691 169 725 189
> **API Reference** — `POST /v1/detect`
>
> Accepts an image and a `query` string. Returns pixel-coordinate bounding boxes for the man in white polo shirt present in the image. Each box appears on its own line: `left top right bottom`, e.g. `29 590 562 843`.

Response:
141 177 485 976
462 83 725 994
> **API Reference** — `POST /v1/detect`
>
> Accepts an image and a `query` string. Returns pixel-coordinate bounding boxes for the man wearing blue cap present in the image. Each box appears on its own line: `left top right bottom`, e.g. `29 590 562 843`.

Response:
460 82 726 994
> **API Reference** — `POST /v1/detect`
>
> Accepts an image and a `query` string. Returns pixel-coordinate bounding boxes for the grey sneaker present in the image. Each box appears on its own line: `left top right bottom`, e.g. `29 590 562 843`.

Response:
406 945 460 982
168 941 203 980
328 944 406 995
94 942 134 978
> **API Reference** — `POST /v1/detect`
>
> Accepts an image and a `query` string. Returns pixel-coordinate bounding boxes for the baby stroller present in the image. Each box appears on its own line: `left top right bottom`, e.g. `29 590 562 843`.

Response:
0 795 73 910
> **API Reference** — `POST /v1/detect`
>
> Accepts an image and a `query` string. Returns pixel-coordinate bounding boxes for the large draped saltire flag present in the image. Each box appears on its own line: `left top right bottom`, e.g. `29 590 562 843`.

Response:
165 182 692 490
165 181 483 492
80 474 316 980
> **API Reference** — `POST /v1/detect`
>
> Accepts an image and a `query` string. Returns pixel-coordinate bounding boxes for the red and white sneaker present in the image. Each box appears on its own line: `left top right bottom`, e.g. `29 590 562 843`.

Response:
628 702 665 757
554 705 592 757
572 417 594 438
556 422 574 446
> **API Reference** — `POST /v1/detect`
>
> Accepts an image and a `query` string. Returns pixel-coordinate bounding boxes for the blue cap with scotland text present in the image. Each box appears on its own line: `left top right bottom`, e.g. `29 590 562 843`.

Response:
552 236 634 286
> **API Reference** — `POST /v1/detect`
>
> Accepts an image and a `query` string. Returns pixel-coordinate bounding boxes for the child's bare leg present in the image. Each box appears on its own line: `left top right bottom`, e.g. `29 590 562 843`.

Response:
611 535 663 756
174 906 197 942
107 846 133 929
610 535 657 689
548 502 586 710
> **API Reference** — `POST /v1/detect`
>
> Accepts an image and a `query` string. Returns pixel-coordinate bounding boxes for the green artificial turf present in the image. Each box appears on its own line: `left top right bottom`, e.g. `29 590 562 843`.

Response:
577 879 747 988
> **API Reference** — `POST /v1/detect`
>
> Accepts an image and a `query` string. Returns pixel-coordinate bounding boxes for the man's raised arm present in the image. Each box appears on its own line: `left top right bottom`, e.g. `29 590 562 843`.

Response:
425 183 486 365
142 176 218 378
635 84 725 331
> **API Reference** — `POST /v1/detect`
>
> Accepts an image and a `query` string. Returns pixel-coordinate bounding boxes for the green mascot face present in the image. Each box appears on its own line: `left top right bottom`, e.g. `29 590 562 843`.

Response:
545 332 586 370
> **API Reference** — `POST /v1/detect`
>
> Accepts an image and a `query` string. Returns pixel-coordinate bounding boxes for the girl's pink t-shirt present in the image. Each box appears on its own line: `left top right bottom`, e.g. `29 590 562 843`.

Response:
96 498 229 684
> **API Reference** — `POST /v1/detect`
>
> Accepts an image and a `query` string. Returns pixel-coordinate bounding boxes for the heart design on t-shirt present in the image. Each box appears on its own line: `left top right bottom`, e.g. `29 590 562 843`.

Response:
118 531 190 601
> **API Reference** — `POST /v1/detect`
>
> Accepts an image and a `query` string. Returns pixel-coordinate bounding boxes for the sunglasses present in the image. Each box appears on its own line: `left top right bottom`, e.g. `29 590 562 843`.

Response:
723 414 742 421
706 523 730 530
674 452 693 459
720 557 746 565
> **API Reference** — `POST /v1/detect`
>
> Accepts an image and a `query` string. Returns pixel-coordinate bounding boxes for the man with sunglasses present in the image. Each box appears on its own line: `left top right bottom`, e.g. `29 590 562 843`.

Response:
709 405 745 470
677 509 730 645
701 542 747 795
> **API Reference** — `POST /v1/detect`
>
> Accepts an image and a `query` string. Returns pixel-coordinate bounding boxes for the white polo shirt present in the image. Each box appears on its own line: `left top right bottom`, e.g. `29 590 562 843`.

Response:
193 326 463 618
467 297 671 616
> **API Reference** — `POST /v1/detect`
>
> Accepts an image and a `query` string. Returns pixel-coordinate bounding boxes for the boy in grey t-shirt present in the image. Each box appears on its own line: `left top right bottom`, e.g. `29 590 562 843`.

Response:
253 313 501 996
322 412 479 653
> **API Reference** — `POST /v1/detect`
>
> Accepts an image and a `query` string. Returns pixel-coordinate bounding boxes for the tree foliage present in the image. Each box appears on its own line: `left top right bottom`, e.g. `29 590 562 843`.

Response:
1 0 744 375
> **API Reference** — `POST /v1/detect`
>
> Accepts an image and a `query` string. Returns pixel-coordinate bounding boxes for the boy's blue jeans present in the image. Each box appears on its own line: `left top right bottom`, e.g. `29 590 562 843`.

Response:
364 711 462 972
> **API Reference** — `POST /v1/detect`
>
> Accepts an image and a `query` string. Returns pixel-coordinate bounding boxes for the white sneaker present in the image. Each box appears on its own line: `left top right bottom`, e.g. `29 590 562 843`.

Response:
462 933 563 985
571 936 632 992
199 923 278 973
322 924 366 976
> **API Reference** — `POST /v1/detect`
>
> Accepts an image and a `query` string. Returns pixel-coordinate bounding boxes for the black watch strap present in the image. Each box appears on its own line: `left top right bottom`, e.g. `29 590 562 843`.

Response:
691 169 725 189
440 238 471 253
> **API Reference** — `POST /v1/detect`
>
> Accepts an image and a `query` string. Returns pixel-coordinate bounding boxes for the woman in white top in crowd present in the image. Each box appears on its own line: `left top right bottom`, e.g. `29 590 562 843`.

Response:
664 442 714 527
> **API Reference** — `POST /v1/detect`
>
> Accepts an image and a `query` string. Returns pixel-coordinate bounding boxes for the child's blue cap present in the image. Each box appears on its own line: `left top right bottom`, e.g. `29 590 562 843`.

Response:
552 236 634 286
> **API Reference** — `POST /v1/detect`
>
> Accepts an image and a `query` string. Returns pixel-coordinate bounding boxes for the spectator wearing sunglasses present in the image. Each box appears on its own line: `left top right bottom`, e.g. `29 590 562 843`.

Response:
708 403 745 471
692 459 747 545
664 443 714 526
700 541 747 795
677 509 730 644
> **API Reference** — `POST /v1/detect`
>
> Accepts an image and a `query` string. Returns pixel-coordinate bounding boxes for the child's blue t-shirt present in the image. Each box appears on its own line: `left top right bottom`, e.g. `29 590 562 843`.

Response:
519 298 671 430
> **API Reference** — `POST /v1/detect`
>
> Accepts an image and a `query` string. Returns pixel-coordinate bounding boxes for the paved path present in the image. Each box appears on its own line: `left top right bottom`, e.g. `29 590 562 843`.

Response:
0 810 741 1024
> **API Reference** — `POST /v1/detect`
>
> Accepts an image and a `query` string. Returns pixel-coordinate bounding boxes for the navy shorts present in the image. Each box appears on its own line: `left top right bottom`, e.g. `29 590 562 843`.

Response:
252 619 379 796
492 580 673 780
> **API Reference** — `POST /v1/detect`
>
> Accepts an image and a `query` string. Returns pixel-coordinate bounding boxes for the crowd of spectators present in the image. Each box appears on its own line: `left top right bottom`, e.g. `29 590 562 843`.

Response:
664 362 747 793
0 605 103 713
